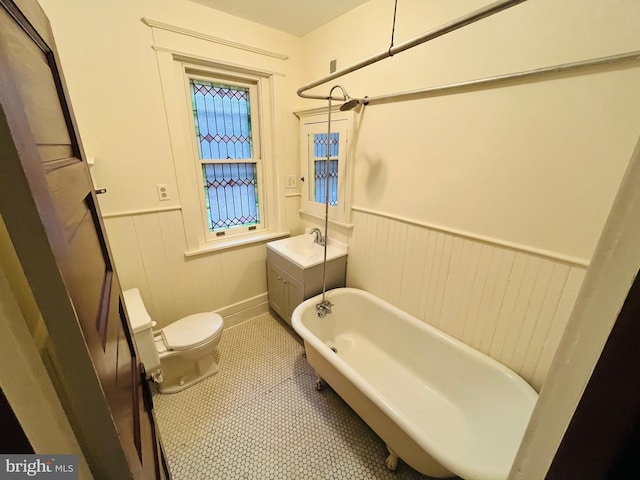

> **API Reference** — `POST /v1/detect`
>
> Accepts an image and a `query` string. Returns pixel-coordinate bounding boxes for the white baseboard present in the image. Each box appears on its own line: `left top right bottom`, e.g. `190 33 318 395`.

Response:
217 293 270 329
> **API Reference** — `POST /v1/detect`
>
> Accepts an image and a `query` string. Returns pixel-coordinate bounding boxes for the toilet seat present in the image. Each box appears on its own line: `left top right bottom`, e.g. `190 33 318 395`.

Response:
161 312 223 351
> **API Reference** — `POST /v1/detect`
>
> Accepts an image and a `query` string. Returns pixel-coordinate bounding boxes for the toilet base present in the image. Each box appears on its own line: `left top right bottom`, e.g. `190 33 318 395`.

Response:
156 352 219 394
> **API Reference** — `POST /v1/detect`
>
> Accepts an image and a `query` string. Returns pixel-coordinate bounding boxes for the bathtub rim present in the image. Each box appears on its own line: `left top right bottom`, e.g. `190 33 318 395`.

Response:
292 287 538 480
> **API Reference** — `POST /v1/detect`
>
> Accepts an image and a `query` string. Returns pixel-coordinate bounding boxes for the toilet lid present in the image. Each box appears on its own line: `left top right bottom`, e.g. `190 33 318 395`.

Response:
161 312 223 351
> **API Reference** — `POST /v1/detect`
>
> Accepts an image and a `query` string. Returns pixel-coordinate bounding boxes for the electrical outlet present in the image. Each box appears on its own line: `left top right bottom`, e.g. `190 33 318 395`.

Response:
156 184 170 201
286 175 297 188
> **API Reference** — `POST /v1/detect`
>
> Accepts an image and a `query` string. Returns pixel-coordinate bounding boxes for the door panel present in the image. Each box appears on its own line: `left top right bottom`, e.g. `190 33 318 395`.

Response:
0 1 169 478
116 304 143 462
0 4 72 154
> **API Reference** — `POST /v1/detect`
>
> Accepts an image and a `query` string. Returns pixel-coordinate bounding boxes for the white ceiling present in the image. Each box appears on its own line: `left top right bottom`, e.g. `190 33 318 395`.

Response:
188 0 370 37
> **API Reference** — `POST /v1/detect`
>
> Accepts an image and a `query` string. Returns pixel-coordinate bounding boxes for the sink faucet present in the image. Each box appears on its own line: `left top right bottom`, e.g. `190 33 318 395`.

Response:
309 227 324 245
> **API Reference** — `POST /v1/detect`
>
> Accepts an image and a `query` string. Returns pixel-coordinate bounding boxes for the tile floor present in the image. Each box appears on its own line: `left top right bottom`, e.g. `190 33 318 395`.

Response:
153 312 440 479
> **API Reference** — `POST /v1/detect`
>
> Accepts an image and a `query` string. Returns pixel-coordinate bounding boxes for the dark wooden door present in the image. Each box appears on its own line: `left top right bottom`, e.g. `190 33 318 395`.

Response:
0 1 168 478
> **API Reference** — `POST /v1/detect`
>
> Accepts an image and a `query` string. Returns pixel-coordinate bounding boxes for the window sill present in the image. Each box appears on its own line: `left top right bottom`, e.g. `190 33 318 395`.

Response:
184 230 289 257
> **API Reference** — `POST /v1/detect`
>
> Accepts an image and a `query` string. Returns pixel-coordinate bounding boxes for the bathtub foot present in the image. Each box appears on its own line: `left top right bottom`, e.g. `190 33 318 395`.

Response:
314 376 324 391
385 445 399 472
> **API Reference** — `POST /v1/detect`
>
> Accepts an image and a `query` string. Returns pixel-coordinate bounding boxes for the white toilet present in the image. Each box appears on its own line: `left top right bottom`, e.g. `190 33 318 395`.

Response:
123 288 224 394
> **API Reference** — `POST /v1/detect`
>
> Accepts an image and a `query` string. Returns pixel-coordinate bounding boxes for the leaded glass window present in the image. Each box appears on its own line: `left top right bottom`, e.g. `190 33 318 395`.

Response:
190 78 260 232
299 112 350 226
312 133 339 206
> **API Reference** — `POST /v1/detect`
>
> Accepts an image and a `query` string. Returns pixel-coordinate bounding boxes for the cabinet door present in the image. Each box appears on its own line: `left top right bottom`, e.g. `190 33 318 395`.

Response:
284 276 304 325
267 261 287 319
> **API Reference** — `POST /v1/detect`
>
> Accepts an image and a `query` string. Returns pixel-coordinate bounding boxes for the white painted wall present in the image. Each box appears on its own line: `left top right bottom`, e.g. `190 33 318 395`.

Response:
347 210 587 391
38 0 304 327
37 0 640 393
26 1 640 475
300 0 640 261
40 0 302 215
299 0 640 388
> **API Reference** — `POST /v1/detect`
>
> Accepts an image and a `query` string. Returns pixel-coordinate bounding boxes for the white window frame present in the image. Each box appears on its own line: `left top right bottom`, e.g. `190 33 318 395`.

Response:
297 109 354 226
184 71 265 241
156 51 283 255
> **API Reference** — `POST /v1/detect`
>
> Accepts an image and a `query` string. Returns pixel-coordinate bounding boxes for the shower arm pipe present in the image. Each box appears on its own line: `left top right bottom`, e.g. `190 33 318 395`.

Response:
362 49 640 106
296 0 528 101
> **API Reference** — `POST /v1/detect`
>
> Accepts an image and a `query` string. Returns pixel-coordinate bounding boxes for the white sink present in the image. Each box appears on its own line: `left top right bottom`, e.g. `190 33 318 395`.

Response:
267 233 347 269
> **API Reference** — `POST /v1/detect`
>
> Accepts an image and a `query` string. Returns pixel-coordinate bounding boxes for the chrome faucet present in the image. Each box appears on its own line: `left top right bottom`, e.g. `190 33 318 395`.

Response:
309 227 324 245
316 300 333 317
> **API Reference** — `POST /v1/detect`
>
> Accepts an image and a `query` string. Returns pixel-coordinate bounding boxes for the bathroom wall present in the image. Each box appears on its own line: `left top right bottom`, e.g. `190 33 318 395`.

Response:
299 0 640 389
38 0 304 328
37 0 640 389
347 210 586 390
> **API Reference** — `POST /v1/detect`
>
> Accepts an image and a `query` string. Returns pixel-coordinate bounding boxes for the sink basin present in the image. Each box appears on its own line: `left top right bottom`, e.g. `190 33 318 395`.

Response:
285 234 322 256
267 233 347 268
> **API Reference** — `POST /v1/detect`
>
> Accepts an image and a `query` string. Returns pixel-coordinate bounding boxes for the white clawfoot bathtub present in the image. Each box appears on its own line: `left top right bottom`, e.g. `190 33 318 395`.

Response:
292 288 538 480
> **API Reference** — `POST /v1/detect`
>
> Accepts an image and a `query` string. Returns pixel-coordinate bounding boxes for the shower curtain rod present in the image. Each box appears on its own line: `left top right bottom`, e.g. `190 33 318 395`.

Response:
297 0 529 101
364 49 640 105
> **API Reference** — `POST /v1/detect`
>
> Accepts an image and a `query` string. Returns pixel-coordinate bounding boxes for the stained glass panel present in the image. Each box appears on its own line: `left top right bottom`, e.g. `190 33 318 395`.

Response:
203 163 259 231
190 79 252 160
190 77 259 232
313 133 339 206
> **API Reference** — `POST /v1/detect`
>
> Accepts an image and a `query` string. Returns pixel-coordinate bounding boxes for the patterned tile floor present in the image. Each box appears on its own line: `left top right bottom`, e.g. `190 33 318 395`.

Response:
153 312 440 479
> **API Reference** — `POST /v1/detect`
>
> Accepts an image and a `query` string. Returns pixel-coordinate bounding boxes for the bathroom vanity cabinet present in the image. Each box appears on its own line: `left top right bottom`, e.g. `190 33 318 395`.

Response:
266 247 346 326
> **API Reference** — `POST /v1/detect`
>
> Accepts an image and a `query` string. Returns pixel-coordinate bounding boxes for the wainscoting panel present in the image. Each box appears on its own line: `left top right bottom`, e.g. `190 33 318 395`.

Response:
104 209 269 329
347 209 587 390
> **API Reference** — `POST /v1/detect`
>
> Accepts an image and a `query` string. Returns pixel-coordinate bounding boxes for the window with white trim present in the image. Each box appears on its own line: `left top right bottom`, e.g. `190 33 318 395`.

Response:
187 73 264 239
153 51 283 254
299 110 353 226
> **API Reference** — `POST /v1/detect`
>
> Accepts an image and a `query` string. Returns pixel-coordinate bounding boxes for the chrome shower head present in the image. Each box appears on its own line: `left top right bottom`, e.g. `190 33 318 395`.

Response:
339 98 362 111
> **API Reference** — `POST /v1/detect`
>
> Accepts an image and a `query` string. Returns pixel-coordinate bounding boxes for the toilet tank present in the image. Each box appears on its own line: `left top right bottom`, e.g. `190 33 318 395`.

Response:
122 288 162 375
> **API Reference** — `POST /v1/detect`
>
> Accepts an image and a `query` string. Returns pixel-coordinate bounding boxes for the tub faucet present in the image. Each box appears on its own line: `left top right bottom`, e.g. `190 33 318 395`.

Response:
316 300 333 317
309 227 324 245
